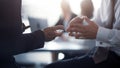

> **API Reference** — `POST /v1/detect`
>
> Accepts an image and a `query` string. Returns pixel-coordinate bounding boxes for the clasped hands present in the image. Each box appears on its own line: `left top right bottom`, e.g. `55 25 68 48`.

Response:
43 16 98 42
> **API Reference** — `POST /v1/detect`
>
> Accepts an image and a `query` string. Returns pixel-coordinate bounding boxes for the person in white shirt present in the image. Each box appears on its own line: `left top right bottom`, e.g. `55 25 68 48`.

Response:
45 0 120 68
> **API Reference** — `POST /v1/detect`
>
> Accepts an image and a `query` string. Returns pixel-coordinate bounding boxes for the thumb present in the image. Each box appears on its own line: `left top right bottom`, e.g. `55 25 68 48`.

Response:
84 16 91 23
84 16 93 25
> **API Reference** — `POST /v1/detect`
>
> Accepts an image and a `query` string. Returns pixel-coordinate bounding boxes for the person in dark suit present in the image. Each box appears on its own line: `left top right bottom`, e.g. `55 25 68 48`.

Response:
0 0 64 68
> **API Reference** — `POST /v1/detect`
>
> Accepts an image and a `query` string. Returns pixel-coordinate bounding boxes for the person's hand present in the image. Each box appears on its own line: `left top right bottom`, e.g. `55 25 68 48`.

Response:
67 16 98 39
43 25 64 41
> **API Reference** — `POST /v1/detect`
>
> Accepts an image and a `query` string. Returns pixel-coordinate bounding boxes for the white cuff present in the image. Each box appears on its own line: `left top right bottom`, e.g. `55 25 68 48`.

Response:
96 27 111 43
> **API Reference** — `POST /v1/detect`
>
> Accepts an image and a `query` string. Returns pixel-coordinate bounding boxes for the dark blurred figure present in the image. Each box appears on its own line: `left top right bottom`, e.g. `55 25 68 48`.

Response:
0 0 64 68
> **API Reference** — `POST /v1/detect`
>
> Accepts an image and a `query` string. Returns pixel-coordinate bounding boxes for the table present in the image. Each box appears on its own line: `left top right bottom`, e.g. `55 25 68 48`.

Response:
33 35 95 61
35 41 88 52
15 34 95 68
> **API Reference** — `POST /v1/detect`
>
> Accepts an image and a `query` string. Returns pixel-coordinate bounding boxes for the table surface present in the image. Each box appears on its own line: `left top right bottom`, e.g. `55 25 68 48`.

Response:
34 34 95 52
15 34 95 64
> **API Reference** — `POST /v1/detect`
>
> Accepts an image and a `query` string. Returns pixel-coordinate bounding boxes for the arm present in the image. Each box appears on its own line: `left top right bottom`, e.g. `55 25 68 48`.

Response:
0 25 64 57
96 27 120 47
0 0 64 58
93 0 120 47
0 30 45 57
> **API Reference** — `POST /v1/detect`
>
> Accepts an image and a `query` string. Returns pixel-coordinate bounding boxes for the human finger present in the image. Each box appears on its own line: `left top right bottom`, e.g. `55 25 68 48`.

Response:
67 24 84 32
54 31 63 36
54 25 64 30
69 16 84 26
68 32 76 36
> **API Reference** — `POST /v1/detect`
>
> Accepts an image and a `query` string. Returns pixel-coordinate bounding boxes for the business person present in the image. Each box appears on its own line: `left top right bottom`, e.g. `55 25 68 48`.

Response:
55 0 76 30
45 0 120 68
0 0 64 68
54 0 79 60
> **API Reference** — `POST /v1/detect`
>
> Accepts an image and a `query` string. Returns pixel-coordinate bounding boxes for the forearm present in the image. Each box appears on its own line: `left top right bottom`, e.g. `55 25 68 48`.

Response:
0 30 45 57
96 27 120 46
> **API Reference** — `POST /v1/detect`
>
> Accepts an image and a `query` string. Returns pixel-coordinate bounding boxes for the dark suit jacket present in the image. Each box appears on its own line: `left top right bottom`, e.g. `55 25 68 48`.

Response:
0 0 45 68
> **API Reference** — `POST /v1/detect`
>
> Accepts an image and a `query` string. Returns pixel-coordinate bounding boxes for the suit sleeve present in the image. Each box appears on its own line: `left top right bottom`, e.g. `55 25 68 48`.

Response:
0 0 45 58
0 30 45 57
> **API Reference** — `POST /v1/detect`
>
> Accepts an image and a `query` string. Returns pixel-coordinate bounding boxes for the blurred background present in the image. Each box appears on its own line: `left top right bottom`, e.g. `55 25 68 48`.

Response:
21 0 101 33
15 0 102 68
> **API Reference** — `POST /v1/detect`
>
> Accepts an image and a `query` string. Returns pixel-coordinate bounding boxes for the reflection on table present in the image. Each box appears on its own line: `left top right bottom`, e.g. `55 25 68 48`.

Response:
15 33 95 68
35 33 95 52
34 33 95 62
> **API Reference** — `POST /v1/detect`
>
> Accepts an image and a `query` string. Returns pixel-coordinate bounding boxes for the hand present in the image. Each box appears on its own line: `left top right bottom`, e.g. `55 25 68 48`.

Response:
67 16 98 39
66 16 84 37
43 25 64 41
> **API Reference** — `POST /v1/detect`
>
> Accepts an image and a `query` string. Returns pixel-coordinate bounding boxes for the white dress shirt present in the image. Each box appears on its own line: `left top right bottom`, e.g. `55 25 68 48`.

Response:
94 0 120 56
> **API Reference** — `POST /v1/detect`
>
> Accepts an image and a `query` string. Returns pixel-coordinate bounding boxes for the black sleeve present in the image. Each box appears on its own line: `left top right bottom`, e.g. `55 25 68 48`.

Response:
0 30 45 58
0 0 45 58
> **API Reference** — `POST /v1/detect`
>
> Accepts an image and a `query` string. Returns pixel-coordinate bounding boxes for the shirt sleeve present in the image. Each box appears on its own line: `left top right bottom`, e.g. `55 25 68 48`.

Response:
96 26 120 47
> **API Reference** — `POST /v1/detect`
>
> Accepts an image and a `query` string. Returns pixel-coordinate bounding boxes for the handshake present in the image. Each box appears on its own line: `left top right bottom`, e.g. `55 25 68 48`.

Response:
43 16 98 41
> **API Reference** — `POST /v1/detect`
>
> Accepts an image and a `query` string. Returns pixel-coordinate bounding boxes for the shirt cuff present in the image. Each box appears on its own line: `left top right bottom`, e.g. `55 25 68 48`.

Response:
96 27 111 43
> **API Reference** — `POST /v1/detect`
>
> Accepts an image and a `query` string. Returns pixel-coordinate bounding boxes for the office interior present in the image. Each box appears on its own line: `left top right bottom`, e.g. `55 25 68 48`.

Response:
14 0 102 68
